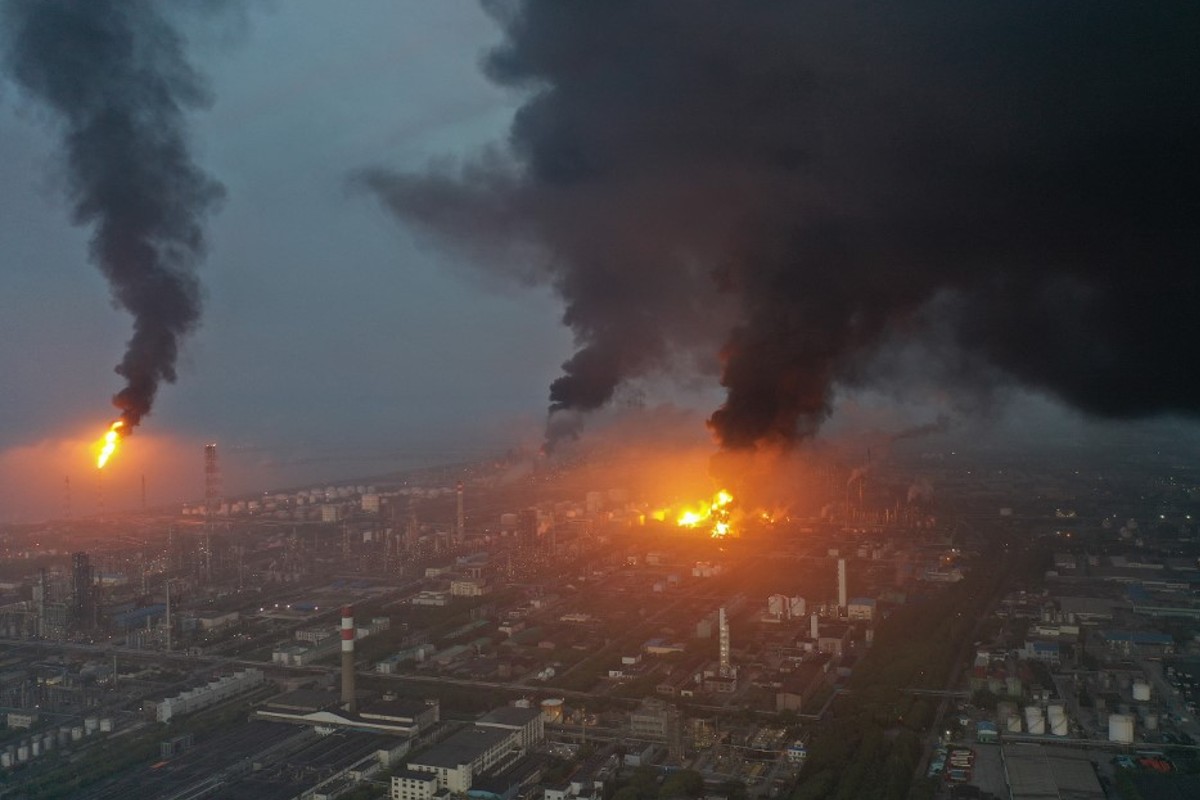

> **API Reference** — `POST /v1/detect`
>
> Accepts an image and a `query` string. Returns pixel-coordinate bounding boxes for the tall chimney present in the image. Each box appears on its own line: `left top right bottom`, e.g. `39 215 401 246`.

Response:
810 612 819 640
455 481 465 545
837 558 847 612
341 605 357 712
718 607 732 678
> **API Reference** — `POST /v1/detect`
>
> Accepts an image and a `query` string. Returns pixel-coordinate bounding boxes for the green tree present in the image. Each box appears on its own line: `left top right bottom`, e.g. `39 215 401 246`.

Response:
660 769 704 799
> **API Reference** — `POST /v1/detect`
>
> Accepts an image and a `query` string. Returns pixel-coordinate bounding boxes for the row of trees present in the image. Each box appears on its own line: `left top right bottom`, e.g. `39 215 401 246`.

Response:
789 532 1039 800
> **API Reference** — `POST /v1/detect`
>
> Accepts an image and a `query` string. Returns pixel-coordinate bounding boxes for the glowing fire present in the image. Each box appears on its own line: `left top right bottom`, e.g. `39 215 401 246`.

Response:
670 489 735 538
96 420 125 469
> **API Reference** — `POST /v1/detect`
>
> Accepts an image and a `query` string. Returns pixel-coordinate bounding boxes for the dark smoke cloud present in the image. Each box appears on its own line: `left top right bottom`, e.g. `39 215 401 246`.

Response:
360 1 1200 450
2 0 224 430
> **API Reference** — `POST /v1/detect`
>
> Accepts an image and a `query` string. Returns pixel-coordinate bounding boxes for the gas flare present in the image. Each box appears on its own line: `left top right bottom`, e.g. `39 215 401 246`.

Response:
96 421 126 469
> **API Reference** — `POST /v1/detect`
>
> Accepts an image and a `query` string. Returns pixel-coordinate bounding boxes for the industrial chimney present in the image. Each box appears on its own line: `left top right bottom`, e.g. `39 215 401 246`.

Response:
837 558 847 612
341 605 357 713
455 481 465 545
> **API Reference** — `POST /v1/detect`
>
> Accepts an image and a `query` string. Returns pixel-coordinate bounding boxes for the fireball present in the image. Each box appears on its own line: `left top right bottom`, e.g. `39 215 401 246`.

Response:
674 489 735 538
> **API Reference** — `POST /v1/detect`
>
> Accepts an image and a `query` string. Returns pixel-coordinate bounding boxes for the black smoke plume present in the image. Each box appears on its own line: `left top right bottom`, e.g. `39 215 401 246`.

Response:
2 0 223 431
360 1 1200 450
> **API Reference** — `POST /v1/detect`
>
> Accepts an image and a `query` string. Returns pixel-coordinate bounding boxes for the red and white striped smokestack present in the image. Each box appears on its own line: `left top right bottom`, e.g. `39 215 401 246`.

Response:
341 604 356 712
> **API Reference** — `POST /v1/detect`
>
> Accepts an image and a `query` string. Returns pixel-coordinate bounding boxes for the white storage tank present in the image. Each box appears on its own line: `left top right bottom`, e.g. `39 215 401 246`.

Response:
1109 713 1135 744
0 752 11 768
100 718 113 732
71 726 83 741
84 717 99 734
1133 681 1151 702
1007 714 1023 733
16 746 28 763
1048 706 1068 736
30 740 40 757
1144 713 1159 731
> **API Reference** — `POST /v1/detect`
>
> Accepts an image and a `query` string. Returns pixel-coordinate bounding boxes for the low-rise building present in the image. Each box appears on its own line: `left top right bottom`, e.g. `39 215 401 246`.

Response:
477 705 545 749
450 580 489 597
148 669 265 723
846 598 876 622
407 726 520 793
392 768 438 800
196 609 240 630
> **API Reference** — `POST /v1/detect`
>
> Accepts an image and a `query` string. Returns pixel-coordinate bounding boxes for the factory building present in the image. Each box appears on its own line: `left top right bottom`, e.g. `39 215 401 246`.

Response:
476 705 545 749
256 690 440 736
628 699 683 760
391 768 439 800
405 725 520 793
70 552 96 631
148 669 265 723
847 597 877 621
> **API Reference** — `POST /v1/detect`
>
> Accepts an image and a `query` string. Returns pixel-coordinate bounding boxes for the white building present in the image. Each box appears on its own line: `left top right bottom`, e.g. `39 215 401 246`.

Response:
411 591 449 607
391 769 438 800
847 597 876 622
151 669 264 723
477 705 545 749
450 579 488 597
406 726 520 793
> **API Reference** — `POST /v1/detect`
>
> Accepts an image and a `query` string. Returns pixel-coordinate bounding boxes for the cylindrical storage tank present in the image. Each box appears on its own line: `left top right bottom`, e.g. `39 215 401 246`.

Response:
84 717 99 734
1048 704 1065 720
1109 713 1135 744
42 735 53 752
1051 715 1068 736
1133 681 1151 702
30 740 40 757
1007 714 1023 733
16 746 28 763
71 727 83 741
541 697 565 723
99 718 113 732
1144 713 1159 731
1 752 11 768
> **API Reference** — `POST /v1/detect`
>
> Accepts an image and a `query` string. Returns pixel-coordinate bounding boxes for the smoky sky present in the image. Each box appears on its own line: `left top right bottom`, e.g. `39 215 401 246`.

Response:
366 2 1199 451
1 0 223 431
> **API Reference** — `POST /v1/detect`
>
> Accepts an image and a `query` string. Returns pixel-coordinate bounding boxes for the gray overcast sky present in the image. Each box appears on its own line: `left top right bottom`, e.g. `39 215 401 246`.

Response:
0 1 577 519
2 2 1197 522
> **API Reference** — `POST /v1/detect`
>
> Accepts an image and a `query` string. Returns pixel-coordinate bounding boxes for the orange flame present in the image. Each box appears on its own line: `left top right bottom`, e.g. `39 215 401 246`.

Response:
97 420 125 469
673 489 735 538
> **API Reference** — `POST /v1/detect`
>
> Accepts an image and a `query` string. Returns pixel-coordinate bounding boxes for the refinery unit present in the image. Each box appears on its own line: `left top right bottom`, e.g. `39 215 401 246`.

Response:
0 438 1196 800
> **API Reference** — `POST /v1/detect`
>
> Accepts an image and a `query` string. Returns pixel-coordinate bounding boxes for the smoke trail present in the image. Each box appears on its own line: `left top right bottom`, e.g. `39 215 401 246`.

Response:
2 0 224 429
360 1 1200 450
